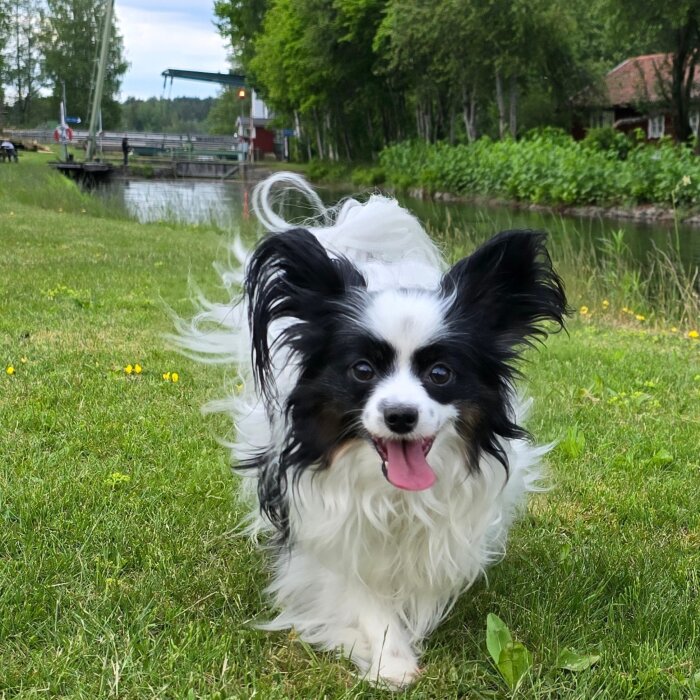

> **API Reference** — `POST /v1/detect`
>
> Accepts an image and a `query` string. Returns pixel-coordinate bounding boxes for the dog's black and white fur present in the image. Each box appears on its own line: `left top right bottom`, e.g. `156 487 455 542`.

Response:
176 173 567 687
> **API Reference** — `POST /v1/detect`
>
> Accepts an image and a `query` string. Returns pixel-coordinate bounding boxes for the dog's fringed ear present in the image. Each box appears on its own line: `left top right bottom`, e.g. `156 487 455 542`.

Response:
441 230 567 348
246 228 366 399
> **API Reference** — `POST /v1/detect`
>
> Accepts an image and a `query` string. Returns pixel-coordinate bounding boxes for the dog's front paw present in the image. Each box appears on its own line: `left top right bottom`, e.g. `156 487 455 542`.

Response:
368 651 420 689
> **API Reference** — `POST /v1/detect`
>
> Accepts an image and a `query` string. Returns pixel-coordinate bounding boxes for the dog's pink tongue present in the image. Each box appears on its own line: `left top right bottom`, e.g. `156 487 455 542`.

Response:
384 440 436 491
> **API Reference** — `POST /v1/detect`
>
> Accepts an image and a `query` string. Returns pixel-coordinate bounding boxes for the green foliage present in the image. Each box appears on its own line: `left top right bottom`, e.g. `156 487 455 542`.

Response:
121 97 216 134
206 88 248 135
486 614 533 690
558 426 586 459
380 133 700 207
248 0 391 160
556 649 601 672
1 0 44 126
305 159 351 183
39 0 128 129
350 165 386 187
582 127 632 160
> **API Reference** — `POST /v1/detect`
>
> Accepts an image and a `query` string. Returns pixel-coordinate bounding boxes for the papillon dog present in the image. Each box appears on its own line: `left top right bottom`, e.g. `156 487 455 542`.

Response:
175 173 567 687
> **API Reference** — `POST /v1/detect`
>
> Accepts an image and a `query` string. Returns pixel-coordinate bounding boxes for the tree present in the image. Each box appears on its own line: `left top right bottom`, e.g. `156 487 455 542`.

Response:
610 0 700 142
207 87 249 135
3 0 43 125
121 96 216 133
39 0 128 128
0 0 10 112
376 0 580 141
213 0 267 68
250 0 391 159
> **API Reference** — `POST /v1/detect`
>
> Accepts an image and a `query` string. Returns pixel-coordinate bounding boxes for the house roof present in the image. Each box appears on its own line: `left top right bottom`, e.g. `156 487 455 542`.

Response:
588 53 700 108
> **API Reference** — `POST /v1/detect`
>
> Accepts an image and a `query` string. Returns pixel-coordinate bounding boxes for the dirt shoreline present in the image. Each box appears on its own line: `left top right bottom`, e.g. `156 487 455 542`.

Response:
406 187 700 227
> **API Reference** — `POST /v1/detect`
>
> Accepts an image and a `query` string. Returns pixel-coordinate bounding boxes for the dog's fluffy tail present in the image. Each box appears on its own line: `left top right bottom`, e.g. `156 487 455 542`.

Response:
171 173 448 367
252 172 445 270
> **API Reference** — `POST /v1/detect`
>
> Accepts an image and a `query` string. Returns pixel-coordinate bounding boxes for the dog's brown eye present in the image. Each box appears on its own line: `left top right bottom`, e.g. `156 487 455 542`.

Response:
427 364 452 385
351 360 375 382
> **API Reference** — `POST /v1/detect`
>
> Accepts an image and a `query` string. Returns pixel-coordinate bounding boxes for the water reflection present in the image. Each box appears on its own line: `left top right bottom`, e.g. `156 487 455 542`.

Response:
110 178 699 271
117 179 241 230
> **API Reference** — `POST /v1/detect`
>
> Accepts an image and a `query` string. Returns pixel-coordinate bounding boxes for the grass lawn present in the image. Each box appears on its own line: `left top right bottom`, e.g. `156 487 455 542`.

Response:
1 160 699 698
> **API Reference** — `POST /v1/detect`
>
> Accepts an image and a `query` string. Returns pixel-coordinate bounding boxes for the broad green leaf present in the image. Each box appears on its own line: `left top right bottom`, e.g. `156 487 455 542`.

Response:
497 641 533 690
649 449 673 467
556 648 601 672
486 613 512 666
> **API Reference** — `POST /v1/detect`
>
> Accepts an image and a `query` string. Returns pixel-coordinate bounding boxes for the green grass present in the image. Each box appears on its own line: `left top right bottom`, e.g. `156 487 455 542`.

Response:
1 163 699 698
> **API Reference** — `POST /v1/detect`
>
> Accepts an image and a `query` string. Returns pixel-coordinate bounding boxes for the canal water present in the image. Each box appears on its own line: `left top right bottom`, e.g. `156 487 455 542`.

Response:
109 178 700 272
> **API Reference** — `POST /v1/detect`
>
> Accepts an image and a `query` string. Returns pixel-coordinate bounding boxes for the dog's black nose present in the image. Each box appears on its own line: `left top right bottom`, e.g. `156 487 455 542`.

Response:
383 404 419 434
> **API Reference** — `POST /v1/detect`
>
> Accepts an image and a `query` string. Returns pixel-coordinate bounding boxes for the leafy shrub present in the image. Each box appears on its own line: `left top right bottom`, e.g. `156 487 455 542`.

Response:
351 166 386 187
582 127 632 160
306 159 350 183
379 133 700 207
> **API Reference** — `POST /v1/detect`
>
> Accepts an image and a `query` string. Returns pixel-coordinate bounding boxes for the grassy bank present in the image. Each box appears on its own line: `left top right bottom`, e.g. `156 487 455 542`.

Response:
1 164 699 698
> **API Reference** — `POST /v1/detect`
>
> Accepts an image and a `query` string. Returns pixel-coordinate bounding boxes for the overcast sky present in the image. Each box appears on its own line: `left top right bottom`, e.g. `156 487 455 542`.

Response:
115 0 230 100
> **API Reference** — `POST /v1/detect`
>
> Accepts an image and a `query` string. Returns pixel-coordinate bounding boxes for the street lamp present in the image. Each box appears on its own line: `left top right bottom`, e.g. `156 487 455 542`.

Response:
237 88 247 161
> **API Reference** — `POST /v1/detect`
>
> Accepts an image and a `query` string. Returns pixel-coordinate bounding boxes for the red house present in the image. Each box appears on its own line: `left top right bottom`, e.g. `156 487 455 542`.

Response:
574 53 700 140
235 115 277 160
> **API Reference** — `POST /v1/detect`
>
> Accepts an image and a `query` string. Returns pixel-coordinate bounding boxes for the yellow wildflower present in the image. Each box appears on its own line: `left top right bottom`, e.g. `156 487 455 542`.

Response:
671 326 678 332
622 306 630 313
171 372 179 383
602 299 610 309
134 364 142 374
635 314 645 321
20 357 27 364
124 364 133 375
579 305 589 315
689 330 699 339
162 372 171 381
6 366 15 375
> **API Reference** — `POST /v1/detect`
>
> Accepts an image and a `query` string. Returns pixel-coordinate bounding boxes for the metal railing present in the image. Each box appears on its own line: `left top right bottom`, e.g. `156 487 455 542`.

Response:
5 128 240 156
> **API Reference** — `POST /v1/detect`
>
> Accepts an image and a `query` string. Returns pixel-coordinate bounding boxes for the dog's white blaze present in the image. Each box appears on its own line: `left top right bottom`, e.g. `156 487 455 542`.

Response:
366 289 444 359
362 367 457 440
361 289 456 440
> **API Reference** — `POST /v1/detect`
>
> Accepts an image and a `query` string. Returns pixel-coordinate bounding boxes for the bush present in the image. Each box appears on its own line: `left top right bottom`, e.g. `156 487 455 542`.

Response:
306 159 350 183
351 166 386 187
379 133 700 207
582 127 632 160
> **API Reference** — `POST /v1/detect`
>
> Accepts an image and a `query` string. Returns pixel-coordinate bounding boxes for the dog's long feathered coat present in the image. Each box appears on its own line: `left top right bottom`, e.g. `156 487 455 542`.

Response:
175 173 566 687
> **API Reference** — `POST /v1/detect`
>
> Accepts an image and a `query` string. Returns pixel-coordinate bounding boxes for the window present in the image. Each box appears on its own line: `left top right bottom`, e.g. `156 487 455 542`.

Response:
648 115 665 139
590 111 613 128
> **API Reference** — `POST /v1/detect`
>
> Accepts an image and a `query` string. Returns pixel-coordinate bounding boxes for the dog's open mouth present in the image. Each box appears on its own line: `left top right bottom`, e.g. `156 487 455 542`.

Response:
372 437 436 491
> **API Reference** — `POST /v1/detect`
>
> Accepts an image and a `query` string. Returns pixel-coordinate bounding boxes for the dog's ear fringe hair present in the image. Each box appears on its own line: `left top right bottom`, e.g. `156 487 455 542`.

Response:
246 228 366 403
441 230 568 473
442 229 568 346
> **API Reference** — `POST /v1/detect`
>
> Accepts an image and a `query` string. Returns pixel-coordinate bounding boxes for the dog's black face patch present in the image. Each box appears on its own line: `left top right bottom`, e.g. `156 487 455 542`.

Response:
285 330 396 469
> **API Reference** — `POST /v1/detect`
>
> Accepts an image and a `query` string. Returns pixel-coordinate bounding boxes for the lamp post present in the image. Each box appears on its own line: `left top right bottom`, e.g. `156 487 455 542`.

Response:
237 87 246 162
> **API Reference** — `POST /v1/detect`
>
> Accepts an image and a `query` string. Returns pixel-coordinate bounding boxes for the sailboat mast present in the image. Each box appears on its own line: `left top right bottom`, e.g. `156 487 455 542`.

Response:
85 0 114 162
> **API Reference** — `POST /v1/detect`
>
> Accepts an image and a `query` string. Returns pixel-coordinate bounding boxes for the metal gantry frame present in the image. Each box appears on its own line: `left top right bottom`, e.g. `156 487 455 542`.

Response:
161 69 256 162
